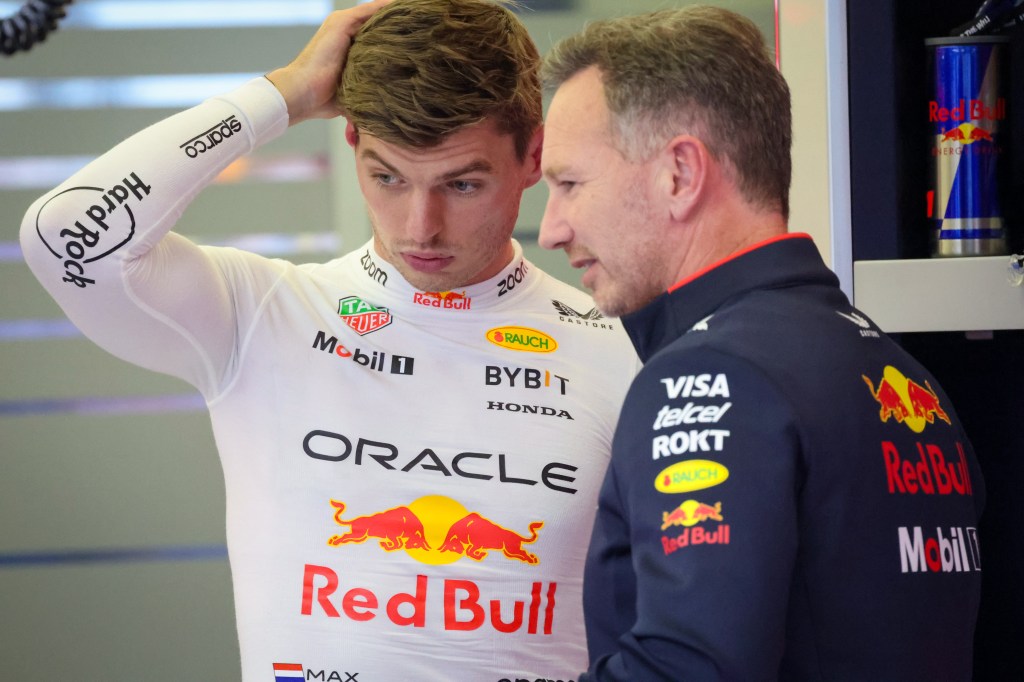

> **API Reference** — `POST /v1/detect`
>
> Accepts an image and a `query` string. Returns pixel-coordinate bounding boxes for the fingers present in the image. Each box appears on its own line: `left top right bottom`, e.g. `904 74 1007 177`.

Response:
322 0 394 64
305 0 393 73
267 0 394 125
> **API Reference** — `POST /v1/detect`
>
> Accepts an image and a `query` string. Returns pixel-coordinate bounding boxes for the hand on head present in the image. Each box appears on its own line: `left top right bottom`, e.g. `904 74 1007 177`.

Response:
266 0 393 126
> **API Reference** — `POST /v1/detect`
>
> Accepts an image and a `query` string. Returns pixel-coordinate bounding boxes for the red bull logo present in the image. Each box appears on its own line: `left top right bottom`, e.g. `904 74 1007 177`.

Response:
439 513 543 565
329 501 430 551
862 366 951 433
969 126 994 142
337 296 392 335
300 565 558 635
660 500 729 554
413 290 472 310
940 127 966 142
882 440 974 497
936 122 997 154
327 496 543 566
660 500 723 530
929 97 1006 124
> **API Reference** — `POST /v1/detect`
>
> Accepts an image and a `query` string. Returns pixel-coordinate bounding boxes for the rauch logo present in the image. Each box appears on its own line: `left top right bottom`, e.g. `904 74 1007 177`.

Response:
487 326 557 353
654 459 729 494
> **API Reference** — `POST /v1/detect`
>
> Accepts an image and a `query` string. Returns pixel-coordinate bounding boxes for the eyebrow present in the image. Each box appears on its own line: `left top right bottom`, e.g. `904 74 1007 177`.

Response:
360 149 494 182
542 164 569 181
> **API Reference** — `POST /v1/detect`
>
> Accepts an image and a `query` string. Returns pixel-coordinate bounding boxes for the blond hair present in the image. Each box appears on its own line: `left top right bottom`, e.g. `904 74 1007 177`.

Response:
339 0 541 160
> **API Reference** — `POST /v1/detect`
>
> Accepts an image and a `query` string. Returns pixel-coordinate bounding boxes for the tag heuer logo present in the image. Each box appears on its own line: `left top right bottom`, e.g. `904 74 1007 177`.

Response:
337 296 392 335
552 300 603 320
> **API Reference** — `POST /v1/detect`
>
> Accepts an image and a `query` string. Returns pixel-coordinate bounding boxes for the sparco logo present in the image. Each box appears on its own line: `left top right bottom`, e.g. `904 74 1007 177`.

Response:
486 365 568 395
312 331 414 375
361 250 387 286
487 401 573 420
179 115 242 158
33 172 152 288
898 526 981 574
302 431 579 494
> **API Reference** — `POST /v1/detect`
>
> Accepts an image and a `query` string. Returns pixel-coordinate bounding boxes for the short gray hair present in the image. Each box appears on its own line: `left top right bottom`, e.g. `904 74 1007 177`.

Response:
542 5 792 218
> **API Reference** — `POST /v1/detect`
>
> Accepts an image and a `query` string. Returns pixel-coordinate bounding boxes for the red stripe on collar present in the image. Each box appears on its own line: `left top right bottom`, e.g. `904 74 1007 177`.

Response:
668 232 813 293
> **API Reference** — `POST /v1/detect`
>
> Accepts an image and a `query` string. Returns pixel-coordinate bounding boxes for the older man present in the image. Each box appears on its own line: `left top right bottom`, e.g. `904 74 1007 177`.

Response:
540 6 984 680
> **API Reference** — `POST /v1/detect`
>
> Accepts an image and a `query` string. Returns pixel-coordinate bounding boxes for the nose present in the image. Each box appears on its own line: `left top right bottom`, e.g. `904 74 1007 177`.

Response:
539 193 572 251
405 190 444 243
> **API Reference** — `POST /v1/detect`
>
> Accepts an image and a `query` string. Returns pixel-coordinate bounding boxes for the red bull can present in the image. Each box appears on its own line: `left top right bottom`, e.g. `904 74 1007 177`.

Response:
926 36 1009 257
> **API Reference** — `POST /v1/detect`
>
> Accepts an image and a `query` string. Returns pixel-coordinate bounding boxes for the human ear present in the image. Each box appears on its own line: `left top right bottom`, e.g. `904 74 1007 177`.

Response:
664 135 709 222
344 121 359 148
523 126 544 188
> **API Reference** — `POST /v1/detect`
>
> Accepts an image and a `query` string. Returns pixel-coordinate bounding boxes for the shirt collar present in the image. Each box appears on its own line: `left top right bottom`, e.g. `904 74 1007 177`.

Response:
622 233 837 361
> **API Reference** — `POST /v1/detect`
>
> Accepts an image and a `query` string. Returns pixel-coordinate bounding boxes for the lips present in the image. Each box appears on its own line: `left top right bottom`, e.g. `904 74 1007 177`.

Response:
570 257 595 271
569 256 597 287
402 252 454 273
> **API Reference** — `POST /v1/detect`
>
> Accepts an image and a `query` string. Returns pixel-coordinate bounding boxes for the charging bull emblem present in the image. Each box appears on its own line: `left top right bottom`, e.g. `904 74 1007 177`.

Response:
327 498 544 566
439 513 544 565
328 500 430 551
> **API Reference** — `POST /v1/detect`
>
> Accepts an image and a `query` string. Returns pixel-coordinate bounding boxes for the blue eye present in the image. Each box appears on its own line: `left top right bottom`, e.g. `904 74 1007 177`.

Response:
373 173 400 187
450 179 481 194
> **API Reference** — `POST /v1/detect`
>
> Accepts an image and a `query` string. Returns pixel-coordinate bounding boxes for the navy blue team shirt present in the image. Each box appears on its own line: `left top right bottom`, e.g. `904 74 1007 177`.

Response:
582 233 984 681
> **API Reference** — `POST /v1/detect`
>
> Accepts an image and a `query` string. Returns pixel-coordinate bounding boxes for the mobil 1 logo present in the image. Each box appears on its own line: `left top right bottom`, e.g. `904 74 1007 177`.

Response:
312 330 415 376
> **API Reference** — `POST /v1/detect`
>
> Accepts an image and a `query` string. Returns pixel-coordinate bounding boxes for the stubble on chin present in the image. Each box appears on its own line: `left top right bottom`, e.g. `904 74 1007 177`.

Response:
592 275 663 319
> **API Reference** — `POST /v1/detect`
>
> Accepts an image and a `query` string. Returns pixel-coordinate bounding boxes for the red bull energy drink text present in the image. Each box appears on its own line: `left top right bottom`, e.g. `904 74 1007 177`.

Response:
926 36 1010 256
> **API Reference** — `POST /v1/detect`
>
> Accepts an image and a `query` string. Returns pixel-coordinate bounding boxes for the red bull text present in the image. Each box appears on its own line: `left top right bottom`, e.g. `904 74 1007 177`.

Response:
926 36 1009 256
660 500 730 555
300 566 558 634
413 291 472 310
882 440 974 496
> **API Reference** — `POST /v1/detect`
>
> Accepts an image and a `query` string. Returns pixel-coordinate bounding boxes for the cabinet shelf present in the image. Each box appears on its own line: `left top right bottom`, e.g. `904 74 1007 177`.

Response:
853 256 1024 333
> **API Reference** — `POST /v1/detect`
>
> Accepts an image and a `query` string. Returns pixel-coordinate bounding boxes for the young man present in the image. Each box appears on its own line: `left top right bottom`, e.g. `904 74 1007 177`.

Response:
19 1 638 679
539 6 984 680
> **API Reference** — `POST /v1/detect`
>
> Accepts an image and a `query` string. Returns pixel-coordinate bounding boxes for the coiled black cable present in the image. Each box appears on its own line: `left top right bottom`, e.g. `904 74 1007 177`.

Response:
1 0 74 56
